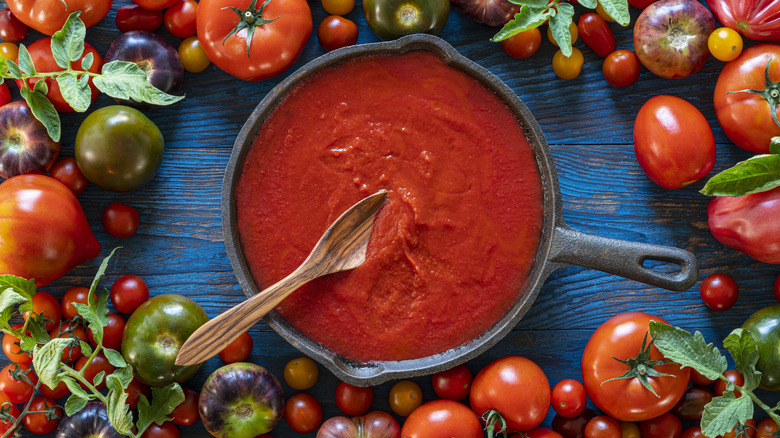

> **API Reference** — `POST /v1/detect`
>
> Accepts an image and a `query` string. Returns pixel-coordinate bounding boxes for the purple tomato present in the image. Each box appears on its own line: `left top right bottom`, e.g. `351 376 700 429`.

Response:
0 101 60 180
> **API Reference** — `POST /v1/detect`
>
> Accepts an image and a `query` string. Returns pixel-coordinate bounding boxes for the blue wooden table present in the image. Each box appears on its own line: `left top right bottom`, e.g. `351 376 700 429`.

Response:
5 0 779 436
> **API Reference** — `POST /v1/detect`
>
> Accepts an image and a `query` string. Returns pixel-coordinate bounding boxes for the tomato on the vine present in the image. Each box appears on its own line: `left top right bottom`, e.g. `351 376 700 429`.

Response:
164 0 198 38
714 369 744 397
690 368 716 386
7 0 111 35
125 376 151 410
2 325 30 364
111 275 149 315
0 390 20 435
39 380 69 399
585 416 622 438
334 382 374 416
551 379 587 418
218 330 253 364
23 291 61 332
401 400 482 438
178 37 211 73
23 396 61 435
0 8 27 43
318 15 358 52
61 286 91 321
757 419 778 438
283 356 318 390
285 393 323 434
74 353 115 390
116 4 164 33
700 273 738 311
639 412 682 438
671 386 713 421
501 28 542 60
171 388 199 426
0 363 37 404
708 27 743 62
88 312 126 350
553 48 584 80
389 380 423 417
602 50 641 88
431 364 472 401
141 421 180 438
49 321 88 362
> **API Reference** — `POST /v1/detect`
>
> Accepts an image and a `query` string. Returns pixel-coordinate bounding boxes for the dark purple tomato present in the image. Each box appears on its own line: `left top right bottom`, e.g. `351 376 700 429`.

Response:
0 101 60 180
199 363 284 438
552 408 597 438
672 386 713 421
0 8 27 43
318 411 401 438
449 0 519 26
55 402 124 438
115 4 164 33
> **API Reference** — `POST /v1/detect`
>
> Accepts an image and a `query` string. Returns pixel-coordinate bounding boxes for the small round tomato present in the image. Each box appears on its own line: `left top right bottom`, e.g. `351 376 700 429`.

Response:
431 364 472 401
578 13 616 57
323 0 355 15
49 158 89 196
284 393 323 434
317 15 358 52
116 4 164 32
75 353 116 390
39 380 69 399
501 28 542 60
0 363 36 404
714 369 744 397
125 376 151 410
2 325 30 364
178 37 210 73
700 273 738 311
141 421 180 438
0 390 19 435
547 22 578 47
363 0 449 40
401 400 482 438
681 427 703 438
672 386 713 421
585 416 622 438
552 408 597 438
633 95 715 190
520 427 565 438
639 412 682 438
603 50 641 88
757 419 778 438
171 387 199 426
721 420 757 438
49 321 88 362
0 43 18 61
218 330 253 364
111 275 150 315
164 0 198 38
708 27 743 62
88 312 126 350
552 379 587 418
102 202 140 239
552 48 584 80
23 291 61 332
690 368 716 386
134 0 180 11
23 396 61 435
389 380 423 417
61 286 90 320
283 357 318 390
620 421 641 438
0 8 28 43
335 382 374 416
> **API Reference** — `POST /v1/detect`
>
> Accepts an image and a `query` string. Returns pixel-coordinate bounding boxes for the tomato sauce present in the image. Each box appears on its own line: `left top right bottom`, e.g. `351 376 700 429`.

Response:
235 51 544 361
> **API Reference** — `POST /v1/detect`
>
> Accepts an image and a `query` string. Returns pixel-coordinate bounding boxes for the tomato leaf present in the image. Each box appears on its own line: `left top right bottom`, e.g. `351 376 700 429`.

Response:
648 322 728 381
16 45 37 76
550 3 576 56
578 0 597 9
106 369 134 435
770 136 780 154
63 394 89 417
93 370 106 387
492 4 551 42
32 337 72 388
57 72 91 112
63 376 92 402
0 288 26 329
598 0 629 26
81 52 94 71
5 60 22 80
723 329 762 392
700 154 780 197
701 393 753 438
103 347 128 369
50 12 86 70
136 384 185 434
94 61 185 106
74 248 119 346
19 87 61 142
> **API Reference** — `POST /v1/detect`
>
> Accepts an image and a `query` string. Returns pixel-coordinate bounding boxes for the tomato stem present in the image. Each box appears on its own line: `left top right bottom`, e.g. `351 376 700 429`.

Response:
602 331 675 398
482 410 508 438
220 0 280 58
728 58 780 128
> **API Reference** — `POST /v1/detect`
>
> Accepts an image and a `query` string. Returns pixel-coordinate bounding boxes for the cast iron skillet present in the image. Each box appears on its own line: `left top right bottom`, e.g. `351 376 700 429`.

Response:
222 34 698 386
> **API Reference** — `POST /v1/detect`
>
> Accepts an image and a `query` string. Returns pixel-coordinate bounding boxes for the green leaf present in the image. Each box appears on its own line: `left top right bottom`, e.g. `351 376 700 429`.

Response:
723 328 762 392
73 292 110 347
81 52 94 71
700 154 780 197
26 314 52 345
32 338 72 388
92 370 105 387
103 348 128 368
549 3 576 56
6 60 22 79
491 5 552 42
107 364 133 389
0 275 37 300
701 393 754 438
597 0 630 26
94 61 184 106
649 322 728 381
19 87 61 142
33 79 48 95
79 341 92 357
63 376 92 401
578 0 597 9
106 371 133 435
0 288 28 318
16 45 36 76
56 72 91 112
0 57 8 76
137 384 185 433
90 247 119 296
63 394 89 417
770 137 780 154
50 12 86 70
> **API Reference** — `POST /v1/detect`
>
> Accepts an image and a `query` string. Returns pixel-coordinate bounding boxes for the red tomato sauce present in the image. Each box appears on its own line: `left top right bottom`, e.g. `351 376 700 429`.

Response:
235 51 544 361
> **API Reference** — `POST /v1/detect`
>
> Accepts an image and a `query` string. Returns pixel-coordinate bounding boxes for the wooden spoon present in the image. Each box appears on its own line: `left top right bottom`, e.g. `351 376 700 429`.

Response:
175 190 389 366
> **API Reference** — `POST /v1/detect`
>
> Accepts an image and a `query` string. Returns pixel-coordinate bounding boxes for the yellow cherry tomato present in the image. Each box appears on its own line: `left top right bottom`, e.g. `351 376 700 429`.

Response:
283 357 319 390
547 22 578 47
552 47 584 80
322 0 355 15
389 380 422 416
0 42 18 61
708 27 743 62
620 421 641 438
178 36 211 73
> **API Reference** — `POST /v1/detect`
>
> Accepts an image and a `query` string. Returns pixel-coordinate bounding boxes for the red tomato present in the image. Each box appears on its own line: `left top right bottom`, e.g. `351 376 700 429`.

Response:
639 412 682 438
705 0 780 43
699 273 738 311
197 0 312 81
141 421 180 438
39 380 69 399
714 369 744 397
690 368 716 386
23 291 61 332
581 312 690 422
0 82 10 107
165 0 198 38
74 353 115 390
116 4 164 32
2 325 31 364
23 396 61 434
171 387 199 426
401 400 482 438
111 275 149 315
520 428 565 438
714 44 780 154
551 379 587 418
671 386 713 421
0 8 28 43
682 426 704 438
15 38 103 113
61 286 90 320
0 390 20 435
552 408 597 438
721 420 757 438
628 0 658 8
102 202 140 239
577 13 616 57
585 416 622 438
470 356 551 432
134 0 180 10
218 330 252 363
335 382 374 416
49 321 88 362
602 50 641 88
7 0 111 35
49 158 89 196
125 376 151 411
431 364 471 401
317 15 358 52
284 393 323 434
0 363 37 404
757 418 778 438
88 312 126 350
633 95 715 190
501 28 542 59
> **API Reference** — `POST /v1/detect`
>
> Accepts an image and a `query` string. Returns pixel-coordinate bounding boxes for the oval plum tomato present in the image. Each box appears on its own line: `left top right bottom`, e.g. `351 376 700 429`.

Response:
283 357 318 390
581 312 690 422
2 325 30 364
705 0 780 43
401 400 482 438
171 387 199 426
318 15 358 52
552 48 584 80
7 0 111 35
164 0 198 38
125 376 151 411
61 286 90 320
49 321 87 362
141 421 180 438
218 330 252 364
178 37 210 73
197 0 312 81
74 353 115 390
0 43 18 61
552 408 597 438
39 380 69 399
552 379 587 418
23 396 61 434
322 0 355 15
577 13 616 57
116 4 164 33
708 27 743 62
335 382 374 416
714 44 780 154
757 419 778 438
585 416 622 438
111 275 149 315
0 101 60 180
639 412 682 438
714 369 744 397
0 9 28 43
102 202 140 239
431 364 472 401
471 356 551 432
0 82 9 107
15 39 103 112
633 95 715 189
0 363 37 404
672 386 713 421
501 28 542 60
134 0 180 11
284 393 323 434
23 291 61 332
389 380 423 417
49 158 89 196
602 50 641 88
88 312 126 350
699 273 738 311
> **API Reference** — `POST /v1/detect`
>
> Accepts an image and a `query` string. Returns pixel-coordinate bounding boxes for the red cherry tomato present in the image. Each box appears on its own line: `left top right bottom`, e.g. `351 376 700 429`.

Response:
218 330 253 363
334 382 374 416
690 368 716 386
757 419 778 438
116 4 164 33
49 321 88 362
401 400 483 438
552 379 587 418
39 380 70 399
2 325 31 364
49 158 89 196
0 390 19 435
577 13 616 57
501 28 542 59
88 312 126 351
639 412 682 438
672 386 713 422
0 82 10 107
111 275 150 315
164 0 198 38
721 420 757 438
23 396 61 435
681 427 704 438
0 8 28 43
125 376 151 411
431 364 472 401
602 50 641 88
714 370 744 397
61 286 91 320
519 428 565 438
700 273 738 311
102 202 140 239
134 0 180 11
23 291 62 332
0 363 37 404
317 15 358 52
585 416 622 438
74 353 115 390
552 408 597 438
171 388 199 426
285 393 323 434
141 421 180 438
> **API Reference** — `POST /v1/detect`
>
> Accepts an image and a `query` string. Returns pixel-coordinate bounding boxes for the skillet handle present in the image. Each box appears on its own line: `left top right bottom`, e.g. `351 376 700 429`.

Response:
550 225 698 291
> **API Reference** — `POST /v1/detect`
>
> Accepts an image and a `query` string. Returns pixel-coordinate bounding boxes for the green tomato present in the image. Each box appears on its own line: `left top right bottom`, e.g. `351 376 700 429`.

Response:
363 0 449 41
742 305 780 391
122 294 208 387
75 105 164 192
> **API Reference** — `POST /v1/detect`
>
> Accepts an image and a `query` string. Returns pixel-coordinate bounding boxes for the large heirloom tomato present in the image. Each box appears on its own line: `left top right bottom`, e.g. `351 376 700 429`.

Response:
7 0 112 36
705 0 780 43
196 0 312 81
401 400 482 438
582 312 690 422
708 187 780 264
714 44 780 154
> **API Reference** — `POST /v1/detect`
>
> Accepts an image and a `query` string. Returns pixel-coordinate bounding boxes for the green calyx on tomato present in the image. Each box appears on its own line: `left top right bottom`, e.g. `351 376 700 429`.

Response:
729 59 780 129
601 332 675 398
222 0 279 57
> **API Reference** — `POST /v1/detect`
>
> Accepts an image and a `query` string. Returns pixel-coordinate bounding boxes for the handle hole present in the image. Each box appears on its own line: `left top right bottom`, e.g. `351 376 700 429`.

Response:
641 257 683 275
